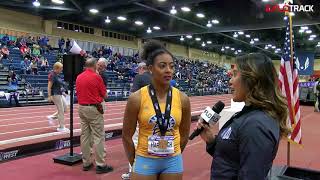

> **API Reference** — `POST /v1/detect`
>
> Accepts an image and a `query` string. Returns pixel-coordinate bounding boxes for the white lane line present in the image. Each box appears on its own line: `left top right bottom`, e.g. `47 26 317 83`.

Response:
0 106 230 146
0 99 231 122
0 123 123 146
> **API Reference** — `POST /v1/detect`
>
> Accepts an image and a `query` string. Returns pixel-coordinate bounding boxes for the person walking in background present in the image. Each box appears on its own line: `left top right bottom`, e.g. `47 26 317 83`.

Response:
121 61 152 179
47 62 69 132
76 58 113 174
314 78 320 112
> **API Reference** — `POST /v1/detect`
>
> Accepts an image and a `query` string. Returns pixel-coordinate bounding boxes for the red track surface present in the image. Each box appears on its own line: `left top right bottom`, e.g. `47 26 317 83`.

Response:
0 94 320 180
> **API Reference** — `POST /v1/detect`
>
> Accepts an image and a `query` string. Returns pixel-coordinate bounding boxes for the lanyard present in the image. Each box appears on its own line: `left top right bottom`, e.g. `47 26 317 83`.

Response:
148 84 173 136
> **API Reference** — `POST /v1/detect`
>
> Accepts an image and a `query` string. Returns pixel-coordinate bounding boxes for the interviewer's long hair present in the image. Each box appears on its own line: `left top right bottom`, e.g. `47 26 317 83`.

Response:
236 53 290 137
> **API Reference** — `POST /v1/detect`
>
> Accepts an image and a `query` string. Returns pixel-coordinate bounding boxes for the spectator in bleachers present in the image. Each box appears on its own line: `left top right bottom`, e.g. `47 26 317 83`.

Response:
7 70 20 106
47 62 69 132
130 62 151 93
30 59 38 75
20 43 31 59
58 37 65 53
1 34 9 46
40 57 49 71
97 58 108 87
20 57 31 74
32 44 41 56
66 38 71 52
26 36 33 47
0 45 12 62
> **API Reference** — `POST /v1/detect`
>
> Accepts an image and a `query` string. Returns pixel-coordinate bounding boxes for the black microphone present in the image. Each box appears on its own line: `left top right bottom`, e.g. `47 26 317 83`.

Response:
189 101 225 140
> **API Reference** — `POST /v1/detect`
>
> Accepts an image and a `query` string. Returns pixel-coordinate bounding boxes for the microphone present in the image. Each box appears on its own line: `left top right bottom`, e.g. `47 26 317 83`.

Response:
189 101 225 140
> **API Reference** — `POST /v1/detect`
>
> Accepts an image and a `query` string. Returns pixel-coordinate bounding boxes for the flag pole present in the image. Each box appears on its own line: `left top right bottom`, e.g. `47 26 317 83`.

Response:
287 9 294 167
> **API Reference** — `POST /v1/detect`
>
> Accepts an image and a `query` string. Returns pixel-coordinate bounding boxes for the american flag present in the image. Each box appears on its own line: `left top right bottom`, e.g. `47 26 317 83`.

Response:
278 14 302 144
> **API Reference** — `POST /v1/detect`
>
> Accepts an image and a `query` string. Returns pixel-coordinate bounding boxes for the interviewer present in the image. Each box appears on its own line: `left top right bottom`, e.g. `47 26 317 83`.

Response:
197 53 289 180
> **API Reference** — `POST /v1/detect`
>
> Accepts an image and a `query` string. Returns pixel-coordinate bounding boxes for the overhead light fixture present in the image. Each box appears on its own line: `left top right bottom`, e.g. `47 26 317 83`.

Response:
238 50 242 53
180 36 184 41
105 16 111 24
181 6 191 12
268 44 272 47
235 51 238 55
33 0 40 7
262 0 270 2
317 43 320 47
196 13 205 18
276 48 281 51
158 0 166 2
299 29 304 33
310 35 317 38
308 37 314 41
221 48 225 51
233 33 238 38
275 50 278 53
231 48 235 51
170 6 177 14
250 39 254 44
301 26 309 30
272 46 276 49
238 31 244 35
306 30 312 34
202 42 206 47
212 19 219 24
225 46 230 49
245 34 251 38
89 8 99 14
195 37 201 41
206 21 212 28
254 38 259 41
186 35 192 39
117 16 127 21
265 46 269 49
289 12 295 16
51 0 64 4
153 26 161 30
147 27 152 33
207 41 212 44
135 20 143 26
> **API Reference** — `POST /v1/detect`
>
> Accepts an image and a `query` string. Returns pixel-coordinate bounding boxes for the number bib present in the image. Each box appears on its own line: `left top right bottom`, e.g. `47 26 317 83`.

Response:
148 135 174 157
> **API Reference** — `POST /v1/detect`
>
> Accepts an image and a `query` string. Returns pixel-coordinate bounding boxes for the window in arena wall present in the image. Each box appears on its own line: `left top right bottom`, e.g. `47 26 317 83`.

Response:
69 24 74 31
80 26 84 33
75 25 79 32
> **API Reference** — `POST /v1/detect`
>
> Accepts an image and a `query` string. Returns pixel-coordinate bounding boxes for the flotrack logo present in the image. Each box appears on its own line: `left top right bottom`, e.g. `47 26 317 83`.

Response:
265 0 314 13
0 150 19 161
55 140 71 150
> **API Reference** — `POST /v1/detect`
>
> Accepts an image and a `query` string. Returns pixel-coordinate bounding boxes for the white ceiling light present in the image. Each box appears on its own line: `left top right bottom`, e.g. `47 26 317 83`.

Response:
153 26 161 30
250 39 254 44
207 41 212 44
254 38 259 41
231 48 235 51
89 8 99 14
51 0 64 4
262 0 270 2
310 35 317 38
212 19 219 24
306 30 312 34
233 33 238 38
301 26 309 30
238 50 242 53
272 46 276 49
276 48 281 51
135 20 143 26
147 27 152 33
117 16 127 21
235 51 238 55
245 34 251 38
158 0 166 2
105 16 111 24
225 46 230 49
170 6 177 14
206 21 212 28
265 46 269 49
181 6 191 12
308 37 314 41
238 31 244 35
186 35 192 39
221 48 225 51
275 50 278 53
317 44 320 47
196 13 205 18
33 0 40 7
180 36 184 41
195 37 201 41
299 29 304 33
202 42 206 47
268 44 272 47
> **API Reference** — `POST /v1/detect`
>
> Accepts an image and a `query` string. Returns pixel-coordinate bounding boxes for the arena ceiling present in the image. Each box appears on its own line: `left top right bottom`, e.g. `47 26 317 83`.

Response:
1 0 319 59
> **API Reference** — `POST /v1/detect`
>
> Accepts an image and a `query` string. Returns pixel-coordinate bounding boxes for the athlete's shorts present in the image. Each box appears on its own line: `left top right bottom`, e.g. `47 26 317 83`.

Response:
133 154 183 175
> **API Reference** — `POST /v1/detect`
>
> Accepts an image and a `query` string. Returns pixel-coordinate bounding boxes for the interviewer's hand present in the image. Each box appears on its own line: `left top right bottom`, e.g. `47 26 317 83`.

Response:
196 120 215 144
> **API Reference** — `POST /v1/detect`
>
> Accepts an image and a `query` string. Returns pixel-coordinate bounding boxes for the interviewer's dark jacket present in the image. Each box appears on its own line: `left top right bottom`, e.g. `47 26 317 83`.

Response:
206 106 280 180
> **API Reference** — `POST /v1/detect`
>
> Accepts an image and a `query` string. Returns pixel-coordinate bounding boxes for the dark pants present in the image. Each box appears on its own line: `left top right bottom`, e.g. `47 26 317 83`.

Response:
9 91 19 106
